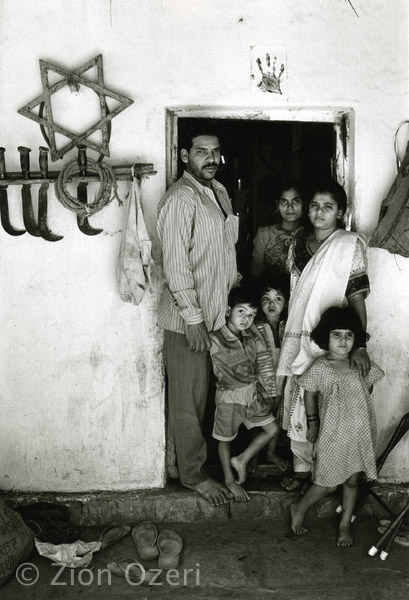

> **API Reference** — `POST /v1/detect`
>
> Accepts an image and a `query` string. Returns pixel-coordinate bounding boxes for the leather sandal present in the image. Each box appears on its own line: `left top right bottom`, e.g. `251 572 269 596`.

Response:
107 558 155 584
131 521 159 560
281 475 311 494
157 529 183 569
99 525 131 551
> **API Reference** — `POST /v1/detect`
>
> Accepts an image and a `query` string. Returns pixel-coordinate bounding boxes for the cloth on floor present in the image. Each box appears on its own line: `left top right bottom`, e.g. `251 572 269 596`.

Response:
35 539 101 569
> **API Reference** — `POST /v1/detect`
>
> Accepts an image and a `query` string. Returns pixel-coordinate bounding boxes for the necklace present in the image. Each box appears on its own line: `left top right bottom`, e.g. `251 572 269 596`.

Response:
309 231 334 244
307 230 335 254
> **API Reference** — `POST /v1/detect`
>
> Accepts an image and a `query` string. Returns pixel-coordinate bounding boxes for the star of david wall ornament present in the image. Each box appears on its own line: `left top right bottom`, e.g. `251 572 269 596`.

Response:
18 55 134 161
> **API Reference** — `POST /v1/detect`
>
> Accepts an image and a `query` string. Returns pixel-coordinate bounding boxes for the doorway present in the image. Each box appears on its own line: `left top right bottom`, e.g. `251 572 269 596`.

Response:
177 118 334 276
165 107 353 474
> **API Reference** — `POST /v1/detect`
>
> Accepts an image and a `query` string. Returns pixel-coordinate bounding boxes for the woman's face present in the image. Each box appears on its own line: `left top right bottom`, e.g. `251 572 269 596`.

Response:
277 188 304 224
308 193 343 231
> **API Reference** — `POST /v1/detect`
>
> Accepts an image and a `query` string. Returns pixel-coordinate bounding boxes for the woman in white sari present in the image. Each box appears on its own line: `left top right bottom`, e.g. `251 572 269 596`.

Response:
277 180 371 493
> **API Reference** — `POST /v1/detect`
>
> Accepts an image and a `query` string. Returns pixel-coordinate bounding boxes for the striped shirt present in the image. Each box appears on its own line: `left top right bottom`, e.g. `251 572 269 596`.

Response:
157 171 239 334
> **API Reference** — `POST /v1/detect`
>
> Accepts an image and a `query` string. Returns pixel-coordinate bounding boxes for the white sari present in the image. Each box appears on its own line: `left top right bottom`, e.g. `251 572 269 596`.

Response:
277 229 367 441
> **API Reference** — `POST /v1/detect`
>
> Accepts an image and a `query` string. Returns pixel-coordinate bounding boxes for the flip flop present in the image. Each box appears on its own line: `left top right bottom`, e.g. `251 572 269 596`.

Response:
131 521 159 560
281 475 310 494
99 525 131 551
394 534 409 547
379 519 409 533
157 529 183 570
107 558 155 584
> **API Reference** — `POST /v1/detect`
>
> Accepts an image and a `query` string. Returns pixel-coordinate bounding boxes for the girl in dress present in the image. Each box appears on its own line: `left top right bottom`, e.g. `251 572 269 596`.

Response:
290 306 384 547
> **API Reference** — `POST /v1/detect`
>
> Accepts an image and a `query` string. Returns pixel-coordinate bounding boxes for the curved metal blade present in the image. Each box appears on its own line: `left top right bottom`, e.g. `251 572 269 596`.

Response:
22 184 41 237
0 187 25 236
77 182 103 236
77 214 103 236
38 183 64 242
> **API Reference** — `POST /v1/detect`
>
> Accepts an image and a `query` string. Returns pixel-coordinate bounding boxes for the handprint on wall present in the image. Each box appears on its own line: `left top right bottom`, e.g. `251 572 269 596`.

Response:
256 53 285 94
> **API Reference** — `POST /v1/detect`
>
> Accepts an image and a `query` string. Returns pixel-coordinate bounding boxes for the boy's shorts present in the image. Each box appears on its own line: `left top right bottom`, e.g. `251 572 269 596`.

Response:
212 382 275 442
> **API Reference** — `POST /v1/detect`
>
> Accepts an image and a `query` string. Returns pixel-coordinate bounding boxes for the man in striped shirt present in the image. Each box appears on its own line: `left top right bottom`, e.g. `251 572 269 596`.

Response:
157 120 239 506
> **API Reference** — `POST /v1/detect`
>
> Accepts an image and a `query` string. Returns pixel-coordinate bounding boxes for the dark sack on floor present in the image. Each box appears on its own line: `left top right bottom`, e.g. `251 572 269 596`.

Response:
0 499 34 588
369 139 409 258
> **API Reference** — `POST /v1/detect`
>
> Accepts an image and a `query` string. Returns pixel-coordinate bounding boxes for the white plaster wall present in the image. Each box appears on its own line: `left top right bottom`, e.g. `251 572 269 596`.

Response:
0 0 408 490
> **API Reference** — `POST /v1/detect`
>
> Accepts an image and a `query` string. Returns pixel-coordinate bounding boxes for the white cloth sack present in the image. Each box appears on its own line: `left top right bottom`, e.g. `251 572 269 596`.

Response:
117 173 153 304
35 538 102 569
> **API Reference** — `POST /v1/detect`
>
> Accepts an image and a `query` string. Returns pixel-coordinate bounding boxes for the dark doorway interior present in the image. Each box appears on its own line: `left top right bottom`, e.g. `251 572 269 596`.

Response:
176 117 334 470
178 118 334 278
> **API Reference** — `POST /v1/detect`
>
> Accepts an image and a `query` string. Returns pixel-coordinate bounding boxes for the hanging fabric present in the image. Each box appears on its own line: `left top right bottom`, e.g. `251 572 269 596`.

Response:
369 121 409 257
117 169 153 304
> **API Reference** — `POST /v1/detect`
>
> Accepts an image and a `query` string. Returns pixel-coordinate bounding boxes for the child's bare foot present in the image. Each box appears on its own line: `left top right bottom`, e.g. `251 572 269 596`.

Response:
231 456 247 484
290 503 308 535
247 455 258 475
337 525 353 547
265 451 289 471
226 480 250 502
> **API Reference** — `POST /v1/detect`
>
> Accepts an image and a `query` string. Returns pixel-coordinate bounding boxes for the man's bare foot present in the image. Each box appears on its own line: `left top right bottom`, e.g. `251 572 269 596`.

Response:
231 456 247 484
226 480 250 502
337 525 353 547
290 503 308 535
265 452 289 471
184 478 233 506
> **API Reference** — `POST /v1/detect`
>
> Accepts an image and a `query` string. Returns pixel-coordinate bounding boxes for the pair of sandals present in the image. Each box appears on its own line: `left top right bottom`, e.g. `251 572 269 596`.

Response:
281 474 311 495
377 518 409 547
107 522 183 585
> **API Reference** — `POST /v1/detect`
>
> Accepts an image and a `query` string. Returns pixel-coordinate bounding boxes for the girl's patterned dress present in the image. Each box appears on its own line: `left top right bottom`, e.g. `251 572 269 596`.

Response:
297 357 384 487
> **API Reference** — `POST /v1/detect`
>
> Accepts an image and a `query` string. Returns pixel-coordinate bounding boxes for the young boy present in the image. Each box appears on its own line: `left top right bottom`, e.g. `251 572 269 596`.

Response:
255 271 290 470
210 286 279 502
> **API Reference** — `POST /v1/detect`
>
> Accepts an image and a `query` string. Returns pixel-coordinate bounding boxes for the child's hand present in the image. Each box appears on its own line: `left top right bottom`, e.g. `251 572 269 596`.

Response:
306 420 319 443
272 394 283 416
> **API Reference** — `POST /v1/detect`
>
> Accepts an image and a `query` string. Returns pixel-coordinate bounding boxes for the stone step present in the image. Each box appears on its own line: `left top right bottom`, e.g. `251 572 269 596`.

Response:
3 475 409 527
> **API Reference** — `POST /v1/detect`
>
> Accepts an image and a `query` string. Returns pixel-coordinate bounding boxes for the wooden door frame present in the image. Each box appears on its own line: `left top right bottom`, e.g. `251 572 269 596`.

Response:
166 105 355 227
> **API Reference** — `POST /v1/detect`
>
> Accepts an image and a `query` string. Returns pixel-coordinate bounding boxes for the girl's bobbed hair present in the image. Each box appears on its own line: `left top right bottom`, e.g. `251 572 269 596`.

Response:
311 306 366 351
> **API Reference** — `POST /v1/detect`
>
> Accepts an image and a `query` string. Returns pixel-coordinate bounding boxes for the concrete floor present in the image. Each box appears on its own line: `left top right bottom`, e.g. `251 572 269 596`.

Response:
3 515 409 600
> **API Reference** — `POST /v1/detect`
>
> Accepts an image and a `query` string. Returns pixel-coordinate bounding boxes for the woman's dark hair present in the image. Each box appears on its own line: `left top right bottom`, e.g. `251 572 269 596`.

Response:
179 119 222 152
308 179 348 216
274 178 308 225
311 306 366 351
276 179 305 203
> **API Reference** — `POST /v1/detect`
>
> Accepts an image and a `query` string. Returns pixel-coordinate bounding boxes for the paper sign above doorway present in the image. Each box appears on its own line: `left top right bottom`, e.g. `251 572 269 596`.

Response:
250 46 287 100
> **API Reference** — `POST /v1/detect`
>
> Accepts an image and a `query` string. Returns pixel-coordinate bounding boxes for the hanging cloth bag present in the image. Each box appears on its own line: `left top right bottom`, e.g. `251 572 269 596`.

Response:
117 170 153 304
369 121 409 257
